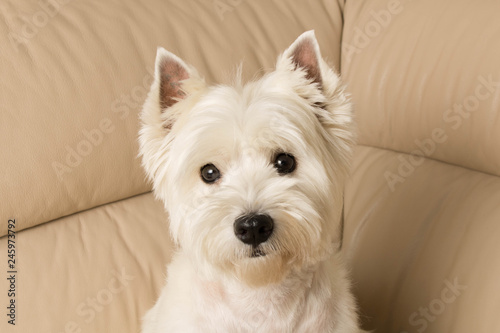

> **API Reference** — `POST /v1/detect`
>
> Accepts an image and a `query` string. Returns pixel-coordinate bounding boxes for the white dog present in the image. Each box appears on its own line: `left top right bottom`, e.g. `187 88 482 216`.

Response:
139 31 365 332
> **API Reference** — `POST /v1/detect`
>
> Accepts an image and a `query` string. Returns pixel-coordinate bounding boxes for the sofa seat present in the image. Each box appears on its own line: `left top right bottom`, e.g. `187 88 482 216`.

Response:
345 145 500 332
0 192 171 333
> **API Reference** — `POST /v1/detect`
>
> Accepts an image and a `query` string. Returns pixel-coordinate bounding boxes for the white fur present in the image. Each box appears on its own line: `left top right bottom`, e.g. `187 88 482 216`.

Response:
139 31 365 332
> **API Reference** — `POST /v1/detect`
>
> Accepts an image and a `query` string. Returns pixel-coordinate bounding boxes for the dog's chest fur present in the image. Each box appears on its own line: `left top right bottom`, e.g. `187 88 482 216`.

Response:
197 268 315 332
145 252 359 333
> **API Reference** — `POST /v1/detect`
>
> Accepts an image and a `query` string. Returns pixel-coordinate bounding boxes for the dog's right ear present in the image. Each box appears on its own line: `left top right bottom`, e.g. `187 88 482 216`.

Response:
139 48 204 183
142 47 204 133
155 47 191 113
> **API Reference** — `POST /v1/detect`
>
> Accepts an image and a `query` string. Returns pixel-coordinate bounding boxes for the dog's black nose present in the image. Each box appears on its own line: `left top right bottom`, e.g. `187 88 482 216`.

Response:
234 214 274 246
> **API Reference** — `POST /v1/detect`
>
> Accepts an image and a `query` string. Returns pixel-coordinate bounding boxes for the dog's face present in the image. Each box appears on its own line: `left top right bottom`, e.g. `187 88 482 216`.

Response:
139 31 355 286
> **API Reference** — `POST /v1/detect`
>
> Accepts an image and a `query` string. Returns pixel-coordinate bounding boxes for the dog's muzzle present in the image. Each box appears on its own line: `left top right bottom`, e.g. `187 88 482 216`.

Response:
234 213 274 247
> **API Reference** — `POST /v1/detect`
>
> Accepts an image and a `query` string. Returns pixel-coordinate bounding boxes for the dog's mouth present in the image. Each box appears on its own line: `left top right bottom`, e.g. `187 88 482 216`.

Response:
251 247 266 258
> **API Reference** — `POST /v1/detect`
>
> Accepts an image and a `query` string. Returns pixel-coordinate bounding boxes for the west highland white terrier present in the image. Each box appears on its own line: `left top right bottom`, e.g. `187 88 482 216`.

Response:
139 31 364 332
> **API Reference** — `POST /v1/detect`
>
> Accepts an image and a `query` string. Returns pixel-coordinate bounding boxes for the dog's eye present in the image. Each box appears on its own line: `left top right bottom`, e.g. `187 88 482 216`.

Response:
200 164 221 183
274 153 296 175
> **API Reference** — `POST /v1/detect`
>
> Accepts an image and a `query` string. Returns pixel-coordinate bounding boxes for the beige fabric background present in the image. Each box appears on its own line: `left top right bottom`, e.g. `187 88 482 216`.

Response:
342 0 500 176
341 0 500 330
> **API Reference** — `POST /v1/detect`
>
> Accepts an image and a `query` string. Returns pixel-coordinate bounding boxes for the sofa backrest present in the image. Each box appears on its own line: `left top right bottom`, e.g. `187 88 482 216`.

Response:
342 0 500 178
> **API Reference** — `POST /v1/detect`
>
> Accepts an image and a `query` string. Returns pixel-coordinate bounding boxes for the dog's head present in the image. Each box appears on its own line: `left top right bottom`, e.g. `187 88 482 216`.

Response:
139 31 355 286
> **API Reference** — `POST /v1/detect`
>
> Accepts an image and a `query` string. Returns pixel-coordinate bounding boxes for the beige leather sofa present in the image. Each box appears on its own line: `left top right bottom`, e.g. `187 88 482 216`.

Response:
1 0 499 332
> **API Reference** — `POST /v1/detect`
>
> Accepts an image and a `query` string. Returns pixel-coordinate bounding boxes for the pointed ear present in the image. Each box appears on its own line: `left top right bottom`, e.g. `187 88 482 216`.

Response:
139 48 200 183
155 47 191 110
279 32 355 169
281 30 323 89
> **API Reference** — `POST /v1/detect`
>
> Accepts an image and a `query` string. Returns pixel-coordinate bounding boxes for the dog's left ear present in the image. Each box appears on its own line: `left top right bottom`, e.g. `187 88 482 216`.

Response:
279 31 355 170
280 30 324 90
